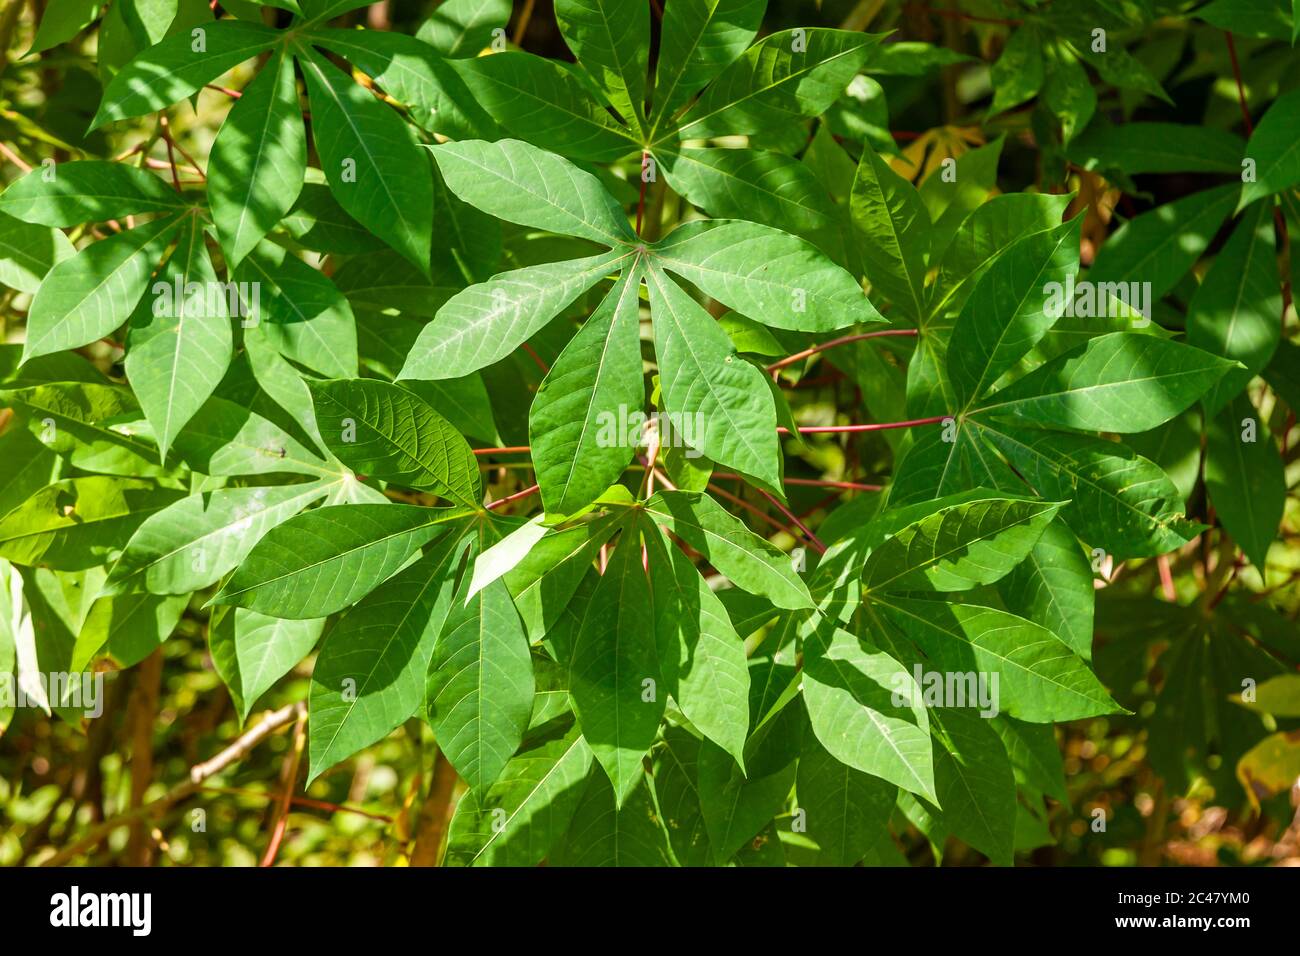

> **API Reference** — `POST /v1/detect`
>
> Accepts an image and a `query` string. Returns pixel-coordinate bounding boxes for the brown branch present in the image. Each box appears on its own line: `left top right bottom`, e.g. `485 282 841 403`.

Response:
409 752 460 866
126 650 163 867
40 701 306 867
767 328 918 374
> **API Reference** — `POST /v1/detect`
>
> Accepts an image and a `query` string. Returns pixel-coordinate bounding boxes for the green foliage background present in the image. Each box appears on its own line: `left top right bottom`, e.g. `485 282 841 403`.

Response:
0 0 1298 867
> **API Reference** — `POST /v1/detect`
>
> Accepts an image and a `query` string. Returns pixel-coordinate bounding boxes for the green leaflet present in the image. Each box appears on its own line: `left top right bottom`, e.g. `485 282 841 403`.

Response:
3 382 164 477
1239 86 1300 209
1205 393 1284 572
646 263 780 488
653 218 884 332
555 0 651 137
102 481 334 597
530 264 644 516
208 50 306 267
444 719 593 866
875 597 1121 722
551 772 674 866
650 0 765 133
1186 200 1282 417
398 250 628 380
453 52 637 163
297 45 434 272
802 622 937 803
989 25 1044 114
92 19 281 127
23 214 182 362
996 518 1095 661
849 141 929 325
644 490 812 610
568 525 663 806
948 217 1082 409
430 138 634 246
796 734 895 866
235 242 358 379
645 523 749 766
674 29 876 140
426 575 535 795
124 216 233 460
1086 183 1238 298
210 606 324 721
861 494 1063 594
417 0 511 58
211 503 470 617
929 708 1016 866
0 212 75 294
0 161 187 226
309 530 470 780
0 477 184 570
971 333 1236 433
309 378 482 508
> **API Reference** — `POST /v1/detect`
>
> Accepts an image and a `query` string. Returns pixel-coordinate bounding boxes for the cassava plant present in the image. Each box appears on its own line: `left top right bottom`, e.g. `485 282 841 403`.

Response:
0 0 1297 870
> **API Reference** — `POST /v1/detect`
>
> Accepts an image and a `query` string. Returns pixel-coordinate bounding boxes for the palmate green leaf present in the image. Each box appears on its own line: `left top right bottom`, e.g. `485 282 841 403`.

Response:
929 708 1016 866
553 771 674 866
672 29 876 141
653 219 883 332
1239 86 1300 209
644 490 812 610
23 214 182 362
0 161 186 226
0 477 184 571
297 45 433 272
1205 393 1284 572
309 378 481 507
802 622 935 803
209 606 324 722
876 596 1120 722
849 141 929 325
971 333 1237 433
453 52 637 163
556 0 650 137
1186 201 1282 417
646 264 779 488
658 145 838 237
568 528 663 806
645 524 749 766
124 217 233 461
0 212 75 295
211 503 470 618
530 265 644 516
862 494 1063 594
310 530 471 782
429 139 634 246
973 423 1203 559
650 0 765 133
796 734 895 866
1086 183 1238 298
398 250 628 380
426 575 535 795
444 719 593 866
101 480 334 597
235 242 358 379
2 382 164 477
948 217 1082 409
208 50 306 267
91 19 281 127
